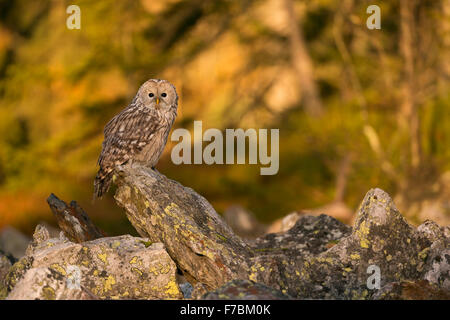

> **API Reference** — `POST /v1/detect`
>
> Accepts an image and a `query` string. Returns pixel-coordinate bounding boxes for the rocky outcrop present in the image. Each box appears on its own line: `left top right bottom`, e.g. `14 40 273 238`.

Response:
1 164 448 300
112 165 449 299
2 225 182 300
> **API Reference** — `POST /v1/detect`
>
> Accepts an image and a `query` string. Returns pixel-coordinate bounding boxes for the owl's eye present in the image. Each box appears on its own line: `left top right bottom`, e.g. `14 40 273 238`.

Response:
161 93 167 97
148 93 154 98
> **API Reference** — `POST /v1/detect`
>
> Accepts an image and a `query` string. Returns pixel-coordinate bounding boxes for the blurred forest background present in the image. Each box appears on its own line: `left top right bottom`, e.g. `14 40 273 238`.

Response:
0 0 449 237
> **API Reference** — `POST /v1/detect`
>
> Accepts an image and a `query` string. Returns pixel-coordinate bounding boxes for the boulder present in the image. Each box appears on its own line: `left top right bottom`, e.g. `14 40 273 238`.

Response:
3 164 448 300
3 225 182 300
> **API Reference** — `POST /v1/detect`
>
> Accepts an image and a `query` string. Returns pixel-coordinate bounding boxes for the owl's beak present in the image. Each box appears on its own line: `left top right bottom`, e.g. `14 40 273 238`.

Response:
156 97 160 106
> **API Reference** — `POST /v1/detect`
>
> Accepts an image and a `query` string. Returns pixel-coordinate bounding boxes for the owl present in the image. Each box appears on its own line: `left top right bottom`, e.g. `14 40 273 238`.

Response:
94 79 178 199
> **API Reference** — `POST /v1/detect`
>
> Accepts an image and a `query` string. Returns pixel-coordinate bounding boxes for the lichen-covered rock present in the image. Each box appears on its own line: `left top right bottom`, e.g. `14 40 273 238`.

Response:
7 267 96 300
114 165 253 292
251 214 352 257
247 214 352 297
0 250 13 298
419 221 450 291
113 164 450 300
3 225 182 300
201 280 291 300
0 251 13 281
248 188 448 299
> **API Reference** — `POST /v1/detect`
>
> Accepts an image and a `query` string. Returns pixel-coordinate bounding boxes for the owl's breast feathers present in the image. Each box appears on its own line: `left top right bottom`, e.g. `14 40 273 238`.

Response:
94 103 176 198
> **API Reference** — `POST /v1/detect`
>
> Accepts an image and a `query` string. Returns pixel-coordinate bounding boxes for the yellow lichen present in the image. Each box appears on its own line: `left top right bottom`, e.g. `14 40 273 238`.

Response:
42 286 56 300
164 280 181 298
97 252 108 264
164 203 179 216
50 263 66 276
140 240 153 247
129 256 138 264
360 239 370 248
356 220 370 248
131 267 143 276
111 241 121 249
418 248 430 260
104 275 116 292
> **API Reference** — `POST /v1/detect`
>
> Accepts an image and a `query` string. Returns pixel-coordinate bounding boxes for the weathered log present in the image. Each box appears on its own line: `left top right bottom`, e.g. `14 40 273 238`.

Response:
114 164 450 299
114 165 253 290
47 193 106 243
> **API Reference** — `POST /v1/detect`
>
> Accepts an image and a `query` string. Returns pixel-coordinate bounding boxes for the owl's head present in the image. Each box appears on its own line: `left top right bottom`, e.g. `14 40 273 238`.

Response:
137 79 178 111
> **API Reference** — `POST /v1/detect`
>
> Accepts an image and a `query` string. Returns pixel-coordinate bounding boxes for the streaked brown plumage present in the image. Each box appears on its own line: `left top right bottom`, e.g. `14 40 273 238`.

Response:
94 79 178 198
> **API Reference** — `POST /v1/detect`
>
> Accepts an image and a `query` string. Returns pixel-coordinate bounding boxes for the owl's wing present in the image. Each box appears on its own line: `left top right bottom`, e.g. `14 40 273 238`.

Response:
97 106 162 168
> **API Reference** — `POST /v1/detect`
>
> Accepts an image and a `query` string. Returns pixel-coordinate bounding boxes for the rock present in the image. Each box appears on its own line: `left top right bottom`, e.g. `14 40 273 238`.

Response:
190 282 210 300
112 165 450 300
114 164 253 292
0 226 30 260
248 214 352 298
373 280 450 300
7 267 96 300
3 225 182 300
179 282 194 299
419 221 450 291
266 212 301 234
273 188 446 299
253 214 351 257
201 279 291 300
267 202 354 234
223 205 267 239
0 250 13 292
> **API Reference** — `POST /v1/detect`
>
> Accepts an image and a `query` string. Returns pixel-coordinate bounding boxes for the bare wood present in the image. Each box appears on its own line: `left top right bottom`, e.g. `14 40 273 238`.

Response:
400 0 422 170
283 0 323 117
47 193 106 243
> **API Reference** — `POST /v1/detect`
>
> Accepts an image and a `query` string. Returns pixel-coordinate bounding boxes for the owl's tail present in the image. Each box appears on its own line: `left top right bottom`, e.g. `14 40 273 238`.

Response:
93 169 113 200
